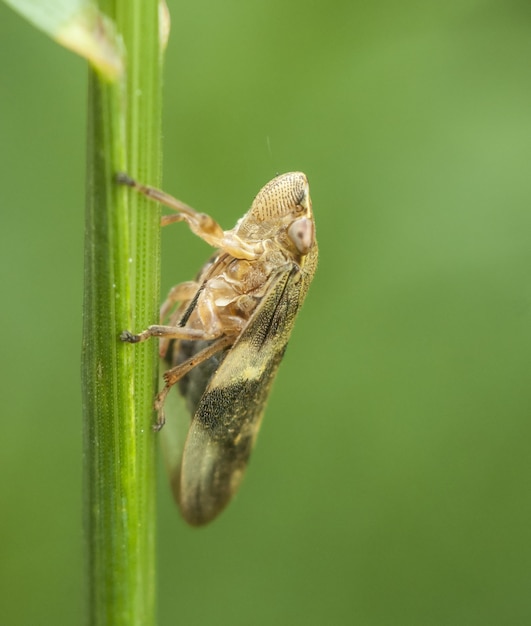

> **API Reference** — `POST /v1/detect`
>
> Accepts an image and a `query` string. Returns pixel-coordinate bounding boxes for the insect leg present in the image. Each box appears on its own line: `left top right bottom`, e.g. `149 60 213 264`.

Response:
120 325 222 344
160 281 199 321
160 214 186 227
117 172 225 241
116 172 263 260
153 334 234 430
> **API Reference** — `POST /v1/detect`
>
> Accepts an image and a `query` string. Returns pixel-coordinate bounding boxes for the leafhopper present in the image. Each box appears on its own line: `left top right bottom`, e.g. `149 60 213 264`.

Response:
118 172 318 525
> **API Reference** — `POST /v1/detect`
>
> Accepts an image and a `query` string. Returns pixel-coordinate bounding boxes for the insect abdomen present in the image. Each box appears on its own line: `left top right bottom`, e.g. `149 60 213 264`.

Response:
179 349 286 525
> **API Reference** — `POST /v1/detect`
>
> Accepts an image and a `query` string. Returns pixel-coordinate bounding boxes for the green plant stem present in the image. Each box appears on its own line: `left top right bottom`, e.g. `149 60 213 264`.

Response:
82 1 162 624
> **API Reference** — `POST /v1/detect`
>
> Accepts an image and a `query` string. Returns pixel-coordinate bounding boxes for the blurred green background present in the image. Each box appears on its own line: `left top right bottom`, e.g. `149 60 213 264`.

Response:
1 1 531 624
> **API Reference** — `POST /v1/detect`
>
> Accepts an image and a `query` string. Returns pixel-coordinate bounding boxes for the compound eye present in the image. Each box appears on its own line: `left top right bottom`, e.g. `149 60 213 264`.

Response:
288 217 314 255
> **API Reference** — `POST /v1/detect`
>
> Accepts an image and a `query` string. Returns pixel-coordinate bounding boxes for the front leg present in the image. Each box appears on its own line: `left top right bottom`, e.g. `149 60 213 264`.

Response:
116 172 264 260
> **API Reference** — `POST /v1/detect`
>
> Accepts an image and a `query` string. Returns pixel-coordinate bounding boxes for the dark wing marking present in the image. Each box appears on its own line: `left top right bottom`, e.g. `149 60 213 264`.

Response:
178 262 308 525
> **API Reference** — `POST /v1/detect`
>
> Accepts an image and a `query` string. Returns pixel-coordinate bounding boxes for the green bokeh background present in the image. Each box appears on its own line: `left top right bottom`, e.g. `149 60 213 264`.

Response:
1 1 530 624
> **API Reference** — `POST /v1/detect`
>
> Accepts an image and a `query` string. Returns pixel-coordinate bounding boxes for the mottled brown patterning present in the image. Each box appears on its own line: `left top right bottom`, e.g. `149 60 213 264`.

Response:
119 172 317 525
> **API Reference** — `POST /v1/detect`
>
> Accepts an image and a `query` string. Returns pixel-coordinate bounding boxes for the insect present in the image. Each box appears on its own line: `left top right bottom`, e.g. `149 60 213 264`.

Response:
118 172 318 525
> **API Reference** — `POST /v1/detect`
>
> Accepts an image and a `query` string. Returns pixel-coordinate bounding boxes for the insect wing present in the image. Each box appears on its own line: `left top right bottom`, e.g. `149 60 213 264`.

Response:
178 259 313 526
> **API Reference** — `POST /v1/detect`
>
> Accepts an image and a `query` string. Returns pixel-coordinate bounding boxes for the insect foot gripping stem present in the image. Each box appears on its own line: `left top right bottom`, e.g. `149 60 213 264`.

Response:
120 330 141 343
117 171 318 525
